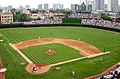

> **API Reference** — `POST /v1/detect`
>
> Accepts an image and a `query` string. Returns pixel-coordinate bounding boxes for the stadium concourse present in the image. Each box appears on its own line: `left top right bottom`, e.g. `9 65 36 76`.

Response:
0 58 5 79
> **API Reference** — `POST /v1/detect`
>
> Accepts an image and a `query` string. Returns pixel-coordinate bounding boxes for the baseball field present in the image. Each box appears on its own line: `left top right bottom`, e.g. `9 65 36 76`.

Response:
0 27 120 79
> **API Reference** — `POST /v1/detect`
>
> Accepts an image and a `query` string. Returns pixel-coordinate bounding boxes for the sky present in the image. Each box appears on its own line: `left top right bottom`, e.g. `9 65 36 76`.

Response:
0 0 120 8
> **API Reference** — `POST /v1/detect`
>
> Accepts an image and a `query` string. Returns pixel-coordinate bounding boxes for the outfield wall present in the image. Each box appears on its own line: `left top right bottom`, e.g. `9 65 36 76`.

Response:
0 24 120 32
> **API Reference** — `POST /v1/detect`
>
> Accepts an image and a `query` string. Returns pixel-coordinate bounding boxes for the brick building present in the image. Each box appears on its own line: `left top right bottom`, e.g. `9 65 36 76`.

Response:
0 13 13 23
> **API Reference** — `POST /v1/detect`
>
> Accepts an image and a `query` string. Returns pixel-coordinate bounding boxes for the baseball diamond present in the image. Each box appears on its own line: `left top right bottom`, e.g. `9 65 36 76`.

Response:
0 27 120 79
10 38 109 74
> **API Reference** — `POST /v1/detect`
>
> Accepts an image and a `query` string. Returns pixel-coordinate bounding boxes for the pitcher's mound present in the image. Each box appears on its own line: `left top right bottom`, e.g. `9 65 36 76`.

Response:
45 49 56 55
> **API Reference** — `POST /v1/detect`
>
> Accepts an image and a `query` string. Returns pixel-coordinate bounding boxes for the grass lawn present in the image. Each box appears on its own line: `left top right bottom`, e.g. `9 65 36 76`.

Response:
0 27 120 79
21 43 82 64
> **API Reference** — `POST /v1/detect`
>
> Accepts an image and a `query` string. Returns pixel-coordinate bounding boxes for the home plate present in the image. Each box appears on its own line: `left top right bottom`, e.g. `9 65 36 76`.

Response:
0 68 7 72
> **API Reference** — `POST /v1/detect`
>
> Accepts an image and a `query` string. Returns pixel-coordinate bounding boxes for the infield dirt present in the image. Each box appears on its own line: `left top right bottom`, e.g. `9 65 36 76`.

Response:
13 38 101 56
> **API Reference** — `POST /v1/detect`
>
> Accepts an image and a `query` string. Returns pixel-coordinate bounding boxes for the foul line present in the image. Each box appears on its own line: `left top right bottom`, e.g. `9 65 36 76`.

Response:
9 43 33 64
50 52 110 67
87 52 110 58
50 57 87 67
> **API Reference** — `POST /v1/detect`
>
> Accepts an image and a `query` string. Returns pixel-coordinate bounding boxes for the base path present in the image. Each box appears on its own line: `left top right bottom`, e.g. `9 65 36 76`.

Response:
0 57 5 79
87 52 110 58
13 38 101 56
50 52 110 67
50 57 87 67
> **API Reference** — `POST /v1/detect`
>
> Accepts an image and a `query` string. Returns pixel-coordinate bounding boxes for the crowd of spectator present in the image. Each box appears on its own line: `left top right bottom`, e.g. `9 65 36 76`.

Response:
68 13 120 29
81 19 120 29
98 63 120 79
1 13 120 30
12 18 62 24
68 13 101 19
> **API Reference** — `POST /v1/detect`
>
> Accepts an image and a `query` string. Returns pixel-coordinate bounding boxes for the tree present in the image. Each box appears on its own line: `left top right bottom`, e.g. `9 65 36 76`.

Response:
63 10 73 17
118 11 120 14
0 9 2 12
11 8 17 14
13 12 32 22
49 10 57 13
34 17 42 20
30 10 38 13
20 14 28 21
49 16 54 19
101 14 113 21
26 16 33 21
40 10 46 13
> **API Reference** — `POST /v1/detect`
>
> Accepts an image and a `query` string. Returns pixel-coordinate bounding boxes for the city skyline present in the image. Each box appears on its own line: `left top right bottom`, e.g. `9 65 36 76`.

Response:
0 0 120 8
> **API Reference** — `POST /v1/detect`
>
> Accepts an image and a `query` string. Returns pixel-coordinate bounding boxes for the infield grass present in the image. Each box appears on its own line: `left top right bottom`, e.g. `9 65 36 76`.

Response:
21 43 82 64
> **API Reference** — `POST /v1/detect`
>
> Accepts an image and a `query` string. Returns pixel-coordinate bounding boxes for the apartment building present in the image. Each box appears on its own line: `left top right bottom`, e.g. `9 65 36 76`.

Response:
0 13 13 23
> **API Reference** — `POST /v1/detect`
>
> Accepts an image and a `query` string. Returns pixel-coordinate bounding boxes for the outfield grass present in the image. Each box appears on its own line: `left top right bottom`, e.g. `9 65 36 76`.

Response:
21 43 82 64
0 27 120 79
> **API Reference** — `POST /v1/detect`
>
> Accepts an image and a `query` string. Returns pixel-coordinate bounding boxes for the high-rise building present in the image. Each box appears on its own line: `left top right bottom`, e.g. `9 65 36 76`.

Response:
38 4 42 10
53 4 58 10
80 2 86 11
71 4 76 12
18 6 24 10
86 1 94 11
0 6 2 9
118 5 120 11
44 3 49 10
104 4 107 11
59 4 63 9
94 0 104 11
25 5 30 9
107 0 118 12
53 3 63 10
75 4 80 12
7 5 12 10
